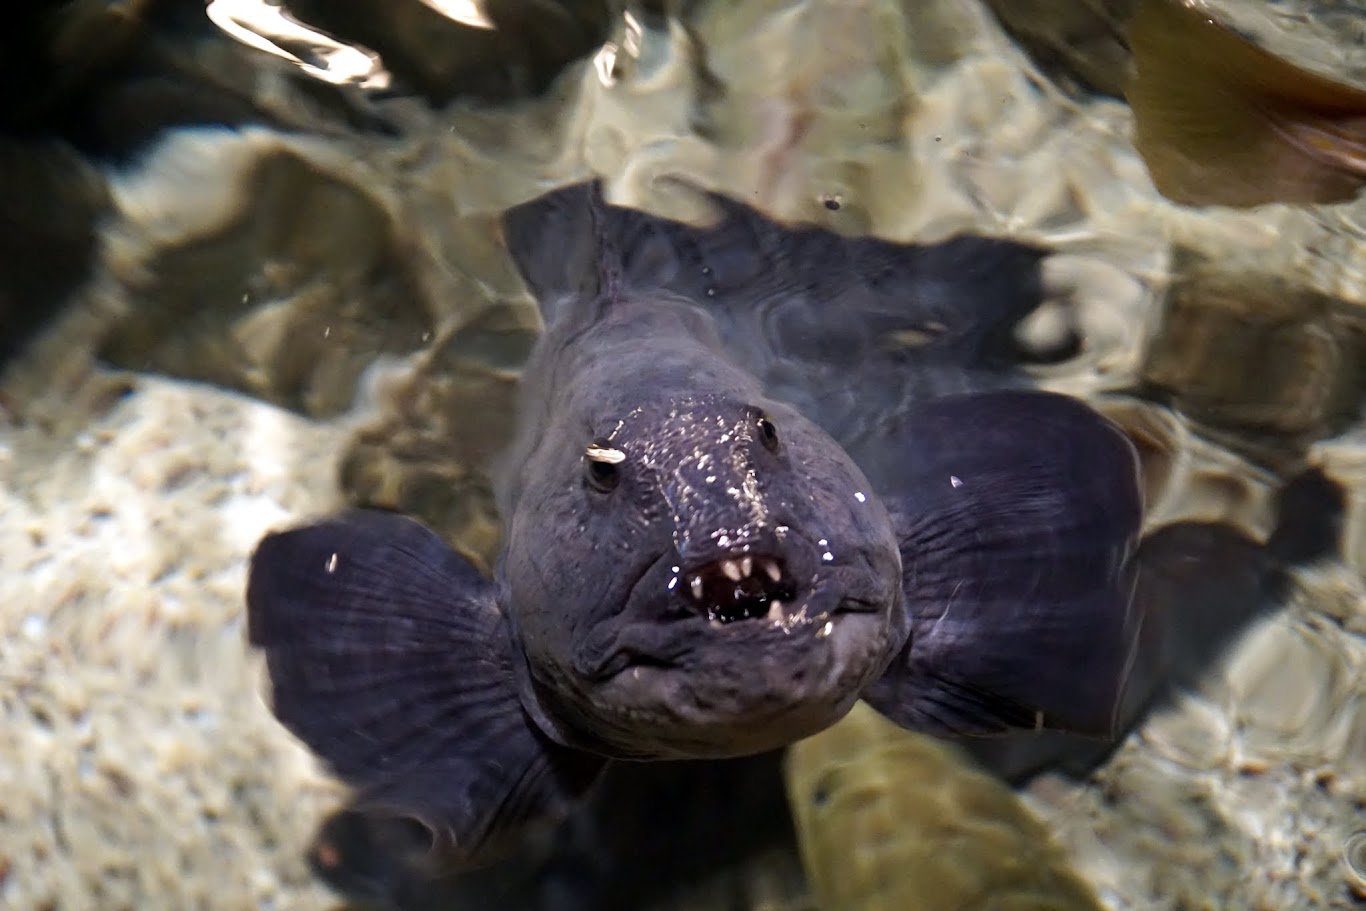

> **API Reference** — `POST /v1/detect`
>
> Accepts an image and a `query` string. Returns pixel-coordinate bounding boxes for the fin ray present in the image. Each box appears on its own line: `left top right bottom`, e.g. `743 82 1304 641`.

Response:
247 509 604 868
861 391 1144 738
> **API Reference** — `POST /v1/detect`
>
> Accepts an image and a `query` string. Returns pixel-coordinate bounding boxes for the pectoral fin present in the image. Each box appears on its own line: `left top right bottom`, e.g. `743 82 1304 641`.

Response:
246 509 605 869
861 391 1144 738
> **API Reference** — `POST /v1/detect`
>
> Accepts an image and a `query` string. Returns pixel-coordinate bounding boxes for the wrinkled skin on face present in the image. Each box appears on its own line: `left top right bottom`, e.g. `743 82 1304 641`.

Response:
500 307 906 756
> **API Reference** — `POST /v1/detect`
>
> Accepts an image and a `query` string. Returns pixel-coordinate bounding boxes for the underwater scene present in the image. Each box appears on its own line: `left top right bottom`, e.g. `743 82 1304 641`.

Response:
1 1 1364 909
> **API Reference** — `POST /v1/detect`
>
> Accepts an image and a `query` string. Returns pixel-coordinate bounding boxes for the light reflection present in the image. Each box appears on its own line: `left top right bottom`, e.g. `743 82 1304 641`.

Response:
592 8 644 87
621 10 642 57
205 0 391 89
592 42 619 86
417 0 495 29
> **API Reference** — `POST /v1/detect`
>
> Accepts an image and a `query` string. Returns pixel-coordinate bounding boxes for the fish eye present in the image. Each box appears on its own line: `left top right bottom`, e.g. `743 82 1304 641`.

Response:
756 414 780 452
583 442 624 492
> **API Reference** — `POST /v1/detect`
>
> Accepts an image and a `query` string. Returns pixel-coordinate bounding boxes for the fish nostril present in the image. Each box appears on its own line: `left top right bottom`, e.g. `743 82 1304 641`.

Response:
682 555 795 624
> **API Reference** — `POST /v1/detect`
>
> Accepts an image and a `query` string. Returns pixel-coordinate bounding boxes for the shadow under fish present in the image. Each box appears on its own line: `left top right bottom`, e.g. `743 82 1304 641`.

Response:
245 181 1145 896
307 752 799 911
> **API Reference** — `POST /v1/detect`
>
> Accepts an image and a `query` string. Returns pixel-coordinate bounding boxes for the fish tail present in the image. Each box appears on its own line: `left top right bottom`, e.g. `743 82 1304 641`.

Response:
501 180 697 319
500 182 602 302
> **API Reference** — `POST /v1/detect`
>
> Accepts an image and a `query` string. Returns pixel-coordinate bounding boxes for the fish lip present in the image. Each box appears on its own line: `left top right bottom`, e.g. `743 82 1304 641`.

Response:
585 593 894 757
581 558 897 756
667 528 890 627
663 548 887 633
588 547 894 681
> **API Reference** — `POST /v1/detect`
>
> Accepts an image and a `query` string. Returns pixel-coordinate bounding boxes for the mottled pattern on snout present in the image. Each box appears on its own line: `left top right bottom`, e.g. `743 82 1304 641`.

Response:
628 394 780 563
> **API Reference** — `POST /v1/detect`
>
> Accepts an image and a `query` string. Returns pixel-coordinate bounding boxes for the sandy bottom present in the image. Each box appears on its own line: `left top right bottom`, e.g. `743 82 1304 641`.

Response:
1 354 349 910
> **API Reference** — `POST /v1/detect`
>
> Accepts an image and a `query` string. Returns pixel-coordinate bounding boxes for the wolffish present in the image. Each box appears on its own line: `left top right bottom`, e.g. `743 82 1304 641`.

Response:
246 181 1144 870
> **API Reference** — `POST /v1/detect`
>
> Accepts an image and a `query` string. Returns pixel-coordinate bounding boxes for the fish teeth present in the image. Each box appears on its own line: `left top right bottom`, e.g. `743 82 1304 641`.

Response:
690 575 704 601
721 559 743 582
740 556 753 578
763 559 781 583
767 600 784 623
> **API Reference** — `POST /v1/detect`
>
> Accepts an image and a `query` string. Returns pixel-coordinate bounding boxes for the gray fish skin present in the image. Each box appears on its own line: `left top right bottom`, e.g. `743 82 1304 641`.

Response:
505 183 1145 737
497 283 906 760
246 181 1143 874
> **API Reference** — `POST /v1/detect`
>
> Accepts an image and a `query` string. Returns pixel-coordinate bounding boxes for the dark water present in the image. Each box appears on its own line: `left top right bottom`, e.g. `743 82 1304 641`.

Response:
1 2 1362 910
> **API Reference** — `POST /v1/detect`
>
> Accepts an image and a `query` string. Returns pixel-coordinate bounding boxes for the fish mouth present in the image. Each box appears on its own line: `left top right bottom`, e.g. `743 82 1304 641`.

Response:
681 552 797 625
576 547 897 759
677 548 883 632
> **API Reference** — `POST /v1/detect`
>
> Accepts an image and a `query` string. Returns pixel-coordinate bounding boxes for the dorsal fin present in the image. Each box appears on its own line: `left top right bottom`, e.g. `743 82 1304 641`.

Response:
500 180 710 322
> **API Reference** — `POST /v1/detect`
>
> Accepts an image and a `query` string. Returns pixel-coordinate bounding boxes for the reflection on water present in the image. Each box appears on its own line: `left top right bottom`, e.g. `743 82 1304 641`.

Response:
0 1 1363 910
205 0 392 89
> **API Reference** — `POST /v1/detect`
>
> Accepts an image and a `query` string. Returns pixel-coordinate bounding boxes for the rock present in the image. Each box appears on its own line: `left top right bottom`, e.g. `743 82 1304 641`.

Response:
0 139 110 366
982 0 1136 97
1139 247 1366 458
786 701 1105 911
95 127 434 418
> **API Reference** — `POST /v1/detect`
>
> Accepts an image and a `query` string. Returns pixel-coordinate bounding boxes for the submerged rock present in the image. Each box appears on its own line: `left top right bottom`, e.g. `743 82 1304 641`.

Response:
1138 247 1366 459
982 0 1136 97
338 299 541 569
1126 0 1366 208
95 128 434 418
0 140 110 367
786 701 1105 911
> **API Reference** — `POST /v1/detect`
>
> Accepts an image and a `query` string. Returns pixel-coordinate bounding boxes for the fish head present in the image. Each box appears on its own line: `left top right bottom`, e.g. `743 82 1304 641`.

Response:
503 389 905 759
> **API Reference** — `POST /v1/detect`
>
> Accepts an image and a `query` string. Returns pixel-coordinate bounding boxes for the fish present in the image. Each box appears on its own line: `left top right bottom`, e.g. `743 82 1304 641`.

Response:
1126 0 1366 208
246 180 1144 872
